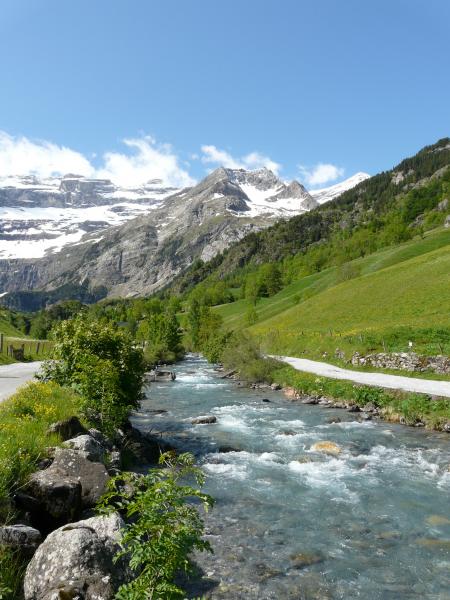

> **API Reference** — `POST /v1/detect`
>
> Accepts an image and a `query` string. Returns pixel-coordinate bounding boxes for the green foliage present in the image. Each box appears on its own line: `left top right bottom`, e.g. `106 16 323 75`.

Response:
335 261 361 283
201 330 232 364
98 452 214 600
220 332 280 383
245 305 258 325
273 365 450 429
137 310 183 366
29 300 85 339
0 381 80 521
40 316 145 433
0 547 26 600
185 301 223 353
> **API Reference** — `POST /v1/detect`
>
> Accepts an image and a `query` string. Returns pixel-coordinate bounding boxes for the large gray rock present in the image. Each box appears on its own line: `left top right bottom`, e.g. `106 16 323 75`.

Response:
24 513 130 600
0 524 42 558
26 448 109 533
47 416 87 441
63 434 106 462
51 448 110 508
27 469 82 527
191 415 217 425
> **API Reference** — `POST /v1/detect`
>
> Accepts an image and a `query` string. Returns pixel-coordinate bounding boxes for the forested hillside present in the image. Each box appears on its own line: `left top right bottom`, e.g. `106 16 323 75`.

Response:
171 137 450 298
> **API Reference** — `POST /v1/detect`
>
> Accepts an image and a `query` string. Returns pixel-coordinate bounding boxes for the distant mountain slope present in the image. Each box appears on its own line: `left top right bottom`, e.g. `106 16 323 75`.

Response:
0 166 364 309
0 174 178 259
171 137 450 293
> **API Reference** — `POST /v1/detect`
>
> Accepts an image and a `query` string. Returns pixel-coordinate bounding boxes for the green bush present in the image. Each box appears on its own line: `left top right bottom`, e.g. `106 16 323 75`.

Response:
220 332 280 383
40 316 145 433
98 452 214 600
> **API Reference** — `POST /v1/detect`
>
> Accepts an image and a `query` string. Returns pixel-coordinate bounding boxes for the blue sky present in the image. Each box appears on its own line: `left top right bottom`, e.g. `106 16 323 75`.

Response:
0 0 448 188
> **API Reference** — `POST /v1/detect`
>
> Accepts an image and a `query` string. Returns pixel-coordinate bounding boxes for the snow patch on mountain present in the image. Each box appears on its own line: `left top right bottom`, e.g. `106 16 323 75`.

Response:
0 168 369 260
0 174 178 259
310 172 370 204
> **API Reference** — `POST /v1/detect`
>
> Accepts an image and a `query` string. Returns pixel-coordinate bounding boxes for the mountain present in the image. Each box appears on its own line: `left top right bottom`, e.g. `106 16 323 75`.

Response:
0 174 178 259
310 172 370 204
169 137 450 294
0 166 365 309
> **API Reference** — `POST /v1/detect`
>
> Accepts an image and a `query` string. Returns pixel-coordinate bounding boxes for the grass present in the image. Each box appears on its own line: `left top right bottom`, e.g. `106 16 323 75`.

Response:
0 381 81 520
0 382 82 599
213 228 450 371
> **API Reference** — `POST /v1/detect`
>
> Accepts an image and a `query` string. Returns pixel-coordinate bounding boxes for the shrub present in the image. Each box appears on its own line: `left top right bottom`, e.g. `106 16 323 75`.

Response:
40 316 145 433
220 332 280 383
98 452 214 600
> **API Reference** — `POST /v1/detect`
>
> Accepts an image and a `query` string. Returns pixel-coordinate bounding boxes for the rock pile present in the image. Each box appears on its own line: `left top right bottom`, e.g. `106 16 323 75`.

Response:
0 417 172 599
351 352 450 375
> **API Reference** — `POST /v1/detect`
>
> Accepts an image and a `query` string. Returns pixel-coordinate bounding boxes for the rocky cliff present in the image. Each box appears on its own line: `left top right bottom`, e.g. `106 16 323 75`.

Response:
0 167 366 309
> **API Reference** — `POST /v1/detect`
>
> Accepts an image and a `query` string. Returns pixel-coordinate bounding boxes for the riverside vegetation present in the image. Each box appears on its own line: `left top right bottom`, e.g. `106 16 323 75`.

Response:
0 318 212 600
1 137 450 596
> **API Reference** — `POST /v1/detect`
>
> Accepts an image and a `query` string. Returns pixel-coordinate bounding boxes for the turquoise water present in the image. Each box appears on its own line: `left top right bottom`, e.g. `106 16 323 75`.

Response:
132 355 450 599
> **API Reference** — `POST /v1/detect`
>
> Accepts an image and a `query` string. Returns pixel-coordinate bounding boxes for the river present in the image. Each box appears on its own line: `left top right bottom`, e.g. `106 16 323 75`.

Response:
132 355 450 599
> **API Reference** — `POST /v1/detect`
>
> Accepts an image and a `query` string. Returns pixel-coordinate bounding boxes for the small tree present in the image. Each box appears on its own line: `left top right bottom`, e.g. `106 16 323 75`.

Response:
40 316 145 433
98 452 214 600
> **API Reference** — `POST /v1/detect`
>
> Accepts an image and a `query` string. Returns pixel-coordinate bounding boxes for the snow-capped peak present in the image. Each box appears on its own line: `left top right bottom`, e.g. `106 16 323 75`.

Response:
310 172 370 204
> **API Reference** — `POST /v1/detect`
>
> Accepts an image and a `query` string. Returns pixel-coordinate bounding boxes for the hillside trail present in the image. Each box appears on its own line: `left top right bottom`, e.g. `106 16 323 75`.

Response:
270 355 450 398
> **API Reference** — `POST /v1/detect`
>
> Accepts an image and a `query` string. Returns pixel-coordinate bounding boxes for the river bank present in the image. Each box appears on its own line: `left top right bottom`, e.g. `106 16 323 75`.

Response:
133 355 450 599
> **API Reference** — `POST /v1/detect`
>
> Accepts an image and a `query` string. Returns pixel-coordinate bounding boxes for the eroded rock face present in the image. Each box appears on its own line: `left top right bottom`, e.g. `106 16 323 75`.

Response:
24 513 130 600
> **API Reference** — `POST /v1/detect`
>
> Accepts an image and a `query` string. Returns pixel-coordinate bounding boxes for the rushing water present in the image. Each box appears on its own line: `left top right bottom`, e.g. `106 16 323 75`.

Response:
132 355 450 599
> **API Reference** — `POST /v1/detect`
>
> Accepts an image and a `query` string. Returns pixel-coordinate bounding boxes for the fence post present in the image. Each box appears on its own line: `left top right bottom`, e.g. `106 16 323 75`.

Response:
0 333 3 354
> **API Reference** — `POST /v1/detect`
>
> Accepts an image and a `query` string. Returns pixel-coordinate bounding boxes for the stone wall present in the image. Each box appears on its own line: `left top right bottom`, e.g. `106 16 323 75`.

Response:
351 352 450 375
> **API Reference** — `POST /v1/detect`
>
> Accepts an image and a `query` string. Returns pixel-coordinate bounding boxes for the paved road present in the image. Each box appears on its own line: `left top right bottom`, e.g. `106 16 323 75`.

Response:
271 355 450 398
0 361 43 402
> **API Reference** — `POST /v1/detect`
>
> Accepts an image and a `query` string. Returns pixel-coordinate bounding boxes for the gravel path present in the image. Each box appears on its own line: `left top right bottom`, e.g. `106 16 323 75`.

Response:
0 361 43 402
271 355 450 398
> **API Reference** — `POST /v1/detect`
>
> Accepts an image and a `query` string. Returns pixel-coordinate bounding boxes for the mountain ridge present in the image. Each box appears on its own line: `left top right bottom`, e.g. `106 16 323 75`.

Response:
0 166 367 309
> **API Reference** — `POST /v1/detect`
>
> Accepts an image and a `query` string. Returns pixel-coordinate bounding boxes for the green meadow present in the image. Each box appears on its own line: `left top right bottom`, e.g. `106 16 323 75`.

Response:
214 228 450 363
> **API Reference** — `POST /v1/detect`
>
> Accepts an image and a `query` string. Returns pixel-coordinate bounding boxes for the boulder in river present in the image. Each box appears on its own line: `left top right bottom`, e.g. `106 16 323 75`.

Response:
192 415 217 425
290 551 324 569
311 441 342 456
24 513 130 600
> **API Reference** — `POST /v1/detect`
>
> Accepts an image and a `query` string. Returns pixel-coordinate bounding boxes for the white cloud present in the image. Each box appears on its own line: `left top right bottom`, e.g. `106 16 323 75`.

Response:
0 131 195 188
0 131 95 179
298 162 345 187
201 145 281 175
96 137 195 188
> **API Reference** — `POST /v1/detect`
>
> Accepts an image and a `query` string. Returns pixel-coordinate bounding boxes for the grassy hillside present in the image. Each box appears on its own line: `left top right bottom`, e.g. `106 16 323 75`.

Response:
214 228 450 361
0 313 26 337
172 137 450 295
